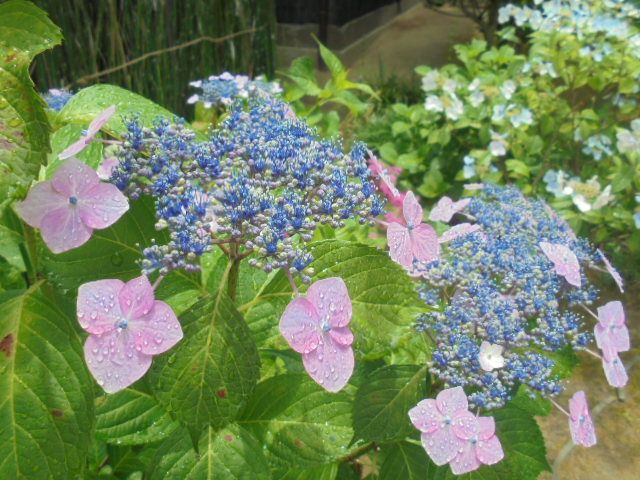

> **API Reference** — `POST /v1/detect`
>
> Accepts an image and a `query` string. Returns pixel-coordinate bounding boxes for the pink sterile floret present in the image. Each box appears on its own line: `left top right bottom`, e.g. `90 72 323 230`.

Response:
279 277 354 392
539 241 581 287
97 156 120 180
77 275 183 393
597 249 624 293
409 386 473 466
602 352 628 388
450 415 505 475
15 158 129 253
59 105 116 160
439 223 481 244
568 391 597 447
387 191 439 268
368 153 405 206
594 301 629 361
428 196 471 223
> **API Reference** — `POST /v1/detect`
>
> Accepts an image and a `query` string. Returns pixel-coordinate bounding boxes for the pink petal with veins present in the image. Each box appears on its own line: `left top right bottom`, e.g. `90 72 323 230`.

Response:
14 181 67 227
52 158 100 197
40 206 93 253
119 276 155 320
306 277 352 328
79 182 129 229
77 279 125 335
132 301 183 355
84 332 152 394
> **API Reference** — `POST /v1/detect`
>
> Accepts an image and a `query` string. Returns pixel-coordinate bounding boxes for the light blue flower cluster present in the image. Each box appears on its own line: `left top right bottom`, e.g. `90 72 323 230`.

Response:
42 88 73 111
187 72 282 108
111 94 380 278
415 185 601 409
500 0 640 48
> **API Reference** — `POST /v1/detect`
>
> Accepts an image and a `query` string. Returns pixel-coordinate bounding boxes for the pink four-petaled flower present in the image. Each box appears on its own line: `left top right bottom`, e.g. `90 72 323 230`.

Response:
539 241 581 287
568 391 597 447
429 196 470 223
450 415 505 475
15 158 129 253
387 191 439 268
409 386 504 473
78 275 183 393
439 223 481 244
368 153 405 206
59 105 116 159
279 277 354 392
594 301 629 361
597 249 624 293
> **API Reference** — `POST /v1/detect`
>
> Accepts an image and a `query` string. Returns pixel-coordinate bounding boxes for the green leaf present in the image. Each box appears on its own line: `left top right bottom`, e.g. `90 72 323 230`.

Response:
146 425 269 480
95 387 180 446
0 282 94 479
58 84 174 134
0 224 25 270
274 464 337 480
308 240 424 357
313 36 345 78
0 0 61 208
240 269 292 349
379 442 427 480
422 402 551 479
353 365 429 443
149 282 260 441
239 373 356 468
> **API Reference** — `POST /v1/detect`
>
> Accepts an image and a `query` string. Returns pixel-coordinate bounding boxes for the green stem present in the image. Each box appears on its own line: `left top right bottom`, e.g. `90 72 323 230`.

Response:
20 224 38 286
337 442 376 464
226 243 240 302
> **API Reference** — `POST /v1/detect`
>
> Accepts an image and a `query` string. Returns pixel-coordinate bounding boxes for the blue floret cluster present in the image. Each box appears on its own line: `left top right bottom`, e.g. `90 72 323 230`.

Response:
42 88 74 111
110 94 381 278
415 185 601 409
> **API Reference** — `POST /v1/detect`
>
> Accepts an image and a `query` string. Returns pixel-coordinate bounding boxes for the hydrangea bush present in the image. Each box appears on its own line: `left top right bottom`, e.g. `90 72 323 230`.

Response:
0 1 632 479
360 0 640 272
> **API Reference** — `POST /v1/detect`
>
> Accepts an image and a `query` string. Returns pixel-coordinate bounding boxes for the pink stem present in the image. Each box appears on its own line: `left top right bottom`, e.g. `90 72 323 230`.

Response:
549 397 570 417
285 268 299 296
152 275 165 290
580 304 599 322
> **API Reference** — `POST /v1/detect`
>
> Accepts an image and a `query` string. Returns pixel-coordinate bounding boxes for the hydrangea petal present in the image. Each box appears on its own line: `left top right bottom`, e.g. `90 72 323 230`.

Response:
59 139 90 160
279 297 321 354
476 433 504 465
87 105 116 137
77 279 125 335
97 156 120 180
52 158 100 197
133 300 183 355
387 222 413 267
602 354 628 388
439 223 481 244
429 197 470 223
421 427 460 466
84 331 152 394
452 411 479 440
306 277 352 328
568 391 597 447
328 326 353 346
595 323 629 360
597 301 625 328
409 399 441 434
302 336 353 392
450 442 481 475
411 223 440 264
14 181 67 227
403 191 423 227
539 241 581 287
119 276 155 320
436 386 469 416
40 206 93 253
477 415 496 440
597 249 624 293
79 182 129 229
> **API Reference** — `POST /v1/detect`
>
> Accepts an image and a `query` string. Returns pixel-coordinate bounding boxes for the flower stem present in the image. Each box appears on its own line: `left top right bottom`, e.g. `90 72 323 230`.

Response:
337 442 376 464
226 243 240 302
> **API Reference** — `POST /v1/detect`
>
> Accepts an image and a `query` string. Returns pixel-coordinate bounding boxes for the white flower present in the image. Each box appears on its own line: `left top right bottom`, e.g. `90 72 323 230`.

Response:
422 71 440 92
442 79 458 95
469 90 485 107
424 95 444 113
478 341 505 372
489 131 508 156
510 108 534 128
468 79 481 91
572 193 592 212
616 119 640 154
492 104 507 122
444 94 464 120
500 80 517 100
